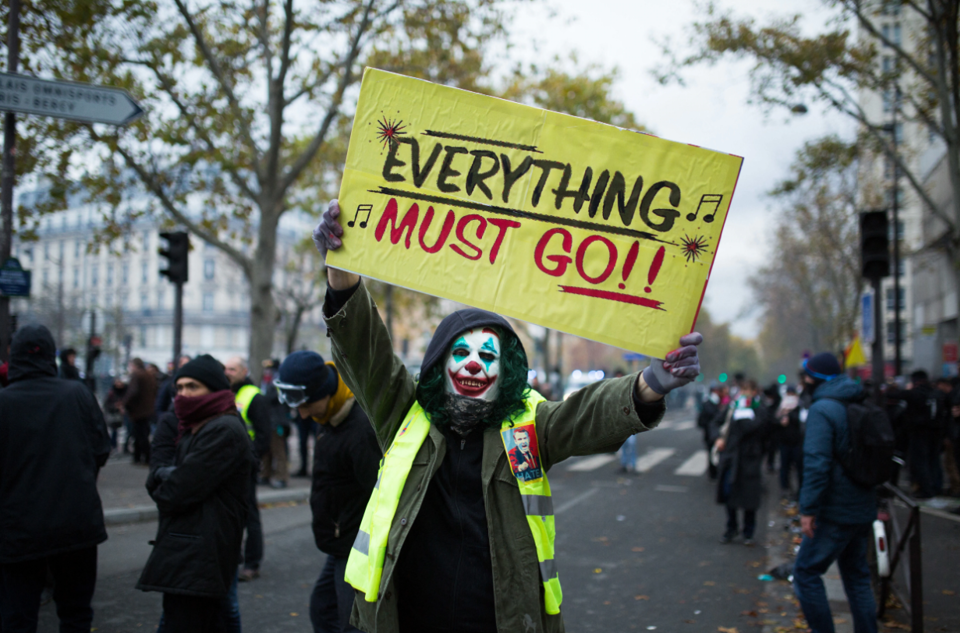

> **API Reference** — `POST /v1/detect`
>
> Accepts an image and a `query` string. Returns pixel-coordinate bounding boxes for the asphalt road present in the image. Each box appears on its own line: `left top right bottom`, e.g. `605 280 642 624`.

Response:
38 406 778 632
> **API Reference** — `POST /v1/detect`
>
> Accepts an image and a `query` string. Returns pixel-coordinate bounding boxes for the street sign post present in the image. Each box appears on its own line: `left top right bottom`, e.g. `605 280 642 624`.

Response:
0 257 30 297
862 292 874 344
0 72 143 126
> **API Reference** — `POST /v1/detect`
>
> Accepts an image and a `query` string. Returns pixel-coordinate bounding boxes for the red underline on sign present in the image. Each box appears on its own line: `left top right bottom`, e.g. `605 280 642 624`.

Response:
559 286 666 311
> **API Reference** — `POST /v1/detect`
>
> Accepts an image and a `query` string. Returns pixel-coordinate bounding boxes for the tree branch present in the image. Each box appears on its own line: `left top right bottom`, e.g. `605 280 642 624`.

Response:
278 0 377 197
86 127 254 277
173 0 262 164
256 0 275 80
284 65 336 106
847 0 938 88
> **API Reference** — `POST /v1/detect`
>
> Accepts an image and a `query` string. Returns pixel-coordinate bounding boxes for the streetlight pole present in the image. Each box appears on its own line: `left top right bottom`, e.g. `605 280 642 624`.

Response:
0 0 20 362
891 85 903 377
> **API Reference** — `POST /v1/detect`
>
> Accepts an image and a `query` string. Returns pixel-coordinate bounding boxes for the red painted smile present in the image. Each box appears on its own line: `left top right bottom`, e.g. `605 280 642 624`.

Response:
448 369 497 397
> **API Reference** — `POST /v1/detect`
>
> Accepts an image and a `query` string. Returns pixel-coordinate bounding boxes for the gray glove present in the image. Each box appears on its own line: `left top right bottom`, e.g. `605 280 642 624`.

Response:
155 466 176 482
641 332 703 395
312 199 344 259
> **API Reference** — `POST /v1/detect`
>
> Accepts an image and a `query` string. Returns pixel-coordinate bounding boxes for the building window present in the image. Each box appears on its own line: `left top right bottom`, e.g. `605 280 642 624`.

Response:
75 240 81 258
898 259 905 276
43 242 49 261
886 321 908 344
141 262 148 284
204 259 215 280
881 0 900 15
141 292 149 310
139 325 147 347
42 268 49 285
91 266 99 287
882 89 893 112
59 240 64 259
158 289 165 309
122 264 129 285
881 23 902 46
882 55 894 73
107 265 114 286
203 292 214 312
73 266 79 289
886 287 905 312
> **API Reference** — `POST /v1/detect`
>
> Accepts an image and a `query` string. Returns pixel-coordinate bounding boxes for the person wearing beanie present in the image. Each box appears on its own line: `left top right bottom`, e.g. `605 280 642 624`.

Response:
312 200 702 633
0 325 111 632
794 352 879 633
137 354 257 633
276 351 380 633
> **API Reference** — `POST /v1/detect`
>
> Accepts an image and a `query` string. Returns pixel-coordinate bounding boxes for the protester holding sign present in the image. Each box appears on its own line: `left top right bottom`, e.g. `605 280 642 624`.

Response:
313 199 702 633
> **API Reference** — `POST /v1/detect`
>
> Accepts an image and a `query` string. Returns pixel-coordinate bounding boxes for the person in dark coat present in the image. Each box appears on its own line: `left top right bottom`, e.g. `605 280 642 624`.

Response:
137 354 256 633
712 379 767 545
123 357 159 465
698 383 727 479
0 324 111 632
275 351 381 633
58 347 82 381
900 370 947 498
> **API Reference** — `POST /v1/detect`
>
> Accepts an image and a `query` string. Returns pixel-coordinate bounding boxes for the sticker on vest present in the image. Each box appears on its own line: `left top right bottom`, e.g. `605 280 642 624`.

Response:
502 423 543 482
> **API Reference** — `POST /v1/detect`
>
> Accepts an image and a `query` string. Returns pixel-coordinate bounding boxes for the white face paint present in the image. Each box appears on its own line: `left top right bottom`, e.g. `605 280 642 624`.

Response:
443 328 501 401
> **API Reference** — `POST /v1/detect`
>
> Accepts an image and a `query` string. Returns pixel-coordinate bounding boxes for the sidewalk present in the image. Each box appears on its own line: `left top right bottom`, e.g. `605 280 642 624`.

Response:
98 453 312 525
761 492 960 633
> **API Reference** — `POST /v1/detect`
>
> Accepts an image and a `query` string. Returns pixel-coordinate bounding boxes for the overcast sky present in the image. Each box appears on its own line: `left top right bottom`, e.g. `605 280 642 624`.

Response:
511 0 857 338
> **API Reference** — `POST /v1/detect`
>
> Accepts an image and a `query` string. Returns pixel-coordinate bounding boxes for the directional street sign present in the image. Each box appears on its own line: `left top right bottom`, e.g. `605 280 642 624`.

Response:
0 72 143 126
0 257 31 297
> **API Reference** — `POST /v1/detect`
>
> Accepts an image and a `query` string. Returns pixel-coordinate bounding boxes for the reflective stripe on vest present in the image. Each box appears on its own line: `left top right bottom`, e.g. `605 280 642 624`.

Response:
344 390 562 614
235 384 260 440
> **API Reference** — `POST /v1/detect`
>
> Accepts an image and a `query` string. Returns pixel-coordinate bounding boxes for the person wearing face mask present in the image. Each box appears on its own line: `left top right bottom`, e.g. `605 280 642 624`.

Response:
275 352 381 633
137 355 256 633
312 200 703 633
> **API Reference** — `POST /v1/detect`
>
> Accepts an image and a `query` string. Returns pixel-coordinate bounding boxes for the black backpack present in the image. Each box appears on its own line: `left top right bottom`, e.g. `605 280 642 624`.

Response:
834 400 896 488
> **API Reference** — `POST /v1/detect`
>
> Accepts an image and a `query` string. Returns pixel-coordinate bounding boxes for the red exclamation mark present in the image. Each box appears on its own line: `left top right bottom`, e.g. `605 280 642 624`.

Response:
646 246 665 293
619 241 639 289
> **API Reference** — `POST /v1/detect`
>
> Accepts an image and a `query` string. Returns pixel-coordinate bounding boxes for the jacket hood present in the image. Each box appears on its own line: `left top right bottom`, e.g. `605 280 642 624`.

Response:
8 324 58 383
420 309 525 379
812 374 864 404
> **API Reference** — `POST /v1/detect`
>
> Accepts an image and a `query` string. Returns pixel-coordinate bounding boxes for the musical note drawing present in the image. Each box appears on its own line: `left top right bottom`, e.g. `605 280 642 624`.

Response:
687 194 724 223
348 204 373 228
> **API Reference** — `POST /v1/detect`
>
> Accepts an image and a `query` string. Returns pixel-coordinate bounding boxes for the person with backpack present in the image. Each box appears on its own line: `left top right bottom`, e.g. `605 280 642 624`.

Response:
794 352 881 633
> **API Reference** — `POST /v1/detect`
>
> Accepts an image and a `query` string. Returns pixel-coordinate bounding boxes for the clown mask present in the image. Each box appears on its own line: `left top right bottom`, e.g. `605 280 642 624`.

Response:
444 328 501 401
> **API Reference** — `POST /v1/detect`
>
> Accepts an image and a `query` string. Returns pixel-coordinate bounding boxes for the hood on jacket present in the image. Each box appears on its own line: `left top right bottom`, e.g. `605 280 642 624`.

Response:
420 308 526 380
812 374 864 404
8 324 58 383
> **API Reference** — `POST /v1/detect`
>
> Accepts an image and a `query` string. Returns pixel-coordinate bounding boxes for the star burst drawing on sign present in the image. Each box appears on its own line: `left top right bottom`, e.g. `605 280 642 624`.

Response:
376 116 407 150
680 234 709 263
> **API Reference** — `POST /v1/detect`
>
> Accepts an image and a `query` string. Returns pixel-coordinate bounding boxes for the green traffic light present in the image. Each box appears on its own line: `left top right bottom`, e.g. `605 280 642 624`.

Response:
718 373 728 383
778 374 787 384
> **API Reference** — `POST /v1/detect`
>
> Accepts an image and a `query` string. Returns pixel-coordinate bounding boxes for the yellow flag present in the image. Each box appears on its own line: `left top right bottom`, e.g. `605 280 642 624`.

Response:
329 69 744 358
846 337 867 367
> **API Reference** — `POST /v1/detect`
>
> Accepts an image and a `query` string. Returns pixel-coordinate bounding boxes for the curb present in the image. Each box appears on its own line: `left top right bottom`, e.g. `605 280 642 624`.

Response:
103 487 311 526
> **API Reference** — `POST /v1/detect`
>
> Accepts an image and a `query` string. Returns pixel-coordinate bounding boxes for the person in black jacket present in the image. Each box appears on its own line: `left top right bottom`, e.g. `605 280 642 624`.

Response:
276 351 381 633
137 354 256 633
0 324 111 632
58 347 82 381
900 370 947 498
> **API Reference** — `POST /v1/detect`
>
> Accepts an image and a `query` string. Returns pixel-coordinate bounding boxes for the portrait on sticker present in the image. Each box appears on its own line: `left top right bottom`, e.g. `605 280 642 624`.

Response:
502 423 543 482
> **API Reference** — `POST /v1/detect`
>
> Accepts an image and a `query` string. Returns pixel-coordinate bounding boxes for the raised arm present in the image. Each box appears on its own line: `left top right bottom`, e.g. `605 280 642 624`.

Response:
315 199 416 449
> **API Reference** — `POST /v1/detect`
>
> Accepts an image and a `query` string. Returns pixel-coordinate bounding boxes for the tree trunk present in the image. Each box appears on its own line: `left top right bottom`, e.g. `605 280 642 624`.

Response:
286 305 305 355
248 210 280 384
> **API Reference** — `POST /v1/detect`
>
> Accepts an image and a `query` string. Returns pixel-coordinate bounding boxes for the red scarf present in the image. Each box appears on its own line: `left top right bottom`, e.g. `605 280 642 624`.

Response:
174 390 238 444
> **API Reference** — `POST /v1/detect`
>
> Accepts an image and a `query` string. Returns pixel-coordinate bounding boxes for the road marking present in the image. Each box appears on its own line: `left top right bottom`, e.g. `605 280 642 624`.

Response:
567 454 618 472
635 448 676 473
673 421 696 431
657 420 674 429
655 485 689 493
674 450 708 476
555 489 597 514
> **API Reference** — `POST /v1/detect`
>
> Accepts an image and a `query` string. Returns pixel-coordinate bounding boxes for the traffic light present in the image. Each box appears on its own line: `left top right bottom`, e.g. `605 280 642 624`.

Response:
159 231 190 284
860 211 890 280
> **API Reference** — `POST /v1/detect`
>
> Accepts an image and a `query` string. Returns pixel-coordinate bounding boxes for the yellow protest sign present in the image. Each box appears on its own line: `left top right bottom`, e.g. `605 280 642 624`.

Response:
329 68 743 358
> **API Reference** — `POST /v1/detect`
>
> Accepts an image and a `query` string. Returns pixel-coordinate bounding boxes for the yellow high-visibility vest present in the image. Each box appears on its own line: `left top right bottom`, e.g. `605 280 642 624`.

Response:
235 384 260 440
344 390 562 614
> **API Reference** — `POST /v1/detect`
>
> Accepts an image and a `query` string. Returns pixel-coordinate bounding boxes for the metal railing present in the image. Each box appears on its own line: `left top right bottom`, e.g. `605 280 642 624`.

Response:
877 482 923 633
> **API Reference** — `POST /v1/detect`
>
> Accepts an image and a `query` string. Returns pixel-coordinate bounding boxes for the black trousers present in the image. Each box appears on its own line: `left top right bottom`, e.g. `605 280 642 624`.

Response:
243 472 263 571
132 416 152 464
0 546 98 633
162 593 225 633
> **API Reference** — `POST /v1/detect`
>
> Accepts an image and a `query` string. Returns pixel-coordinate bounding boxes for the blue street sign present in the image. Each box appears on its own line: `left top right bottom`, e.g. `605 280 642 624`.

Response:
0 257 31 297
862 292 874 344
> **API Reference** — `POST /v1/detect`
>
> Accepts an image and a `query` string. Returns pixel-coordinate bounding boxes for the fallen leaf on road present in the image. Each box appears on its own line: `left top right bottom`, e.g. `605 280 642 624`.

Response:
632 546 645 552
943 590 955 595
718 627 739 633
635 595 650 600
604 601 611 605
704 581 716 586
290 613 299 617
594 568 602 573
683 620 695 624
741 610 758 617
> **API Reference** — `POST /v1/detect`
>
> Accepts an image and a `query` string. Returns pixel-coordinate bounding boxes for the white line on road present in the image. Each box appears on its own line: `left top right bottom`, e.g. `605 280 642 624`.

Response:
674 450 708 476
567 454 618 472
555 489 598 514
656 420 674 429
635 448 676 473
673 421 696 431
655 485 689 493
